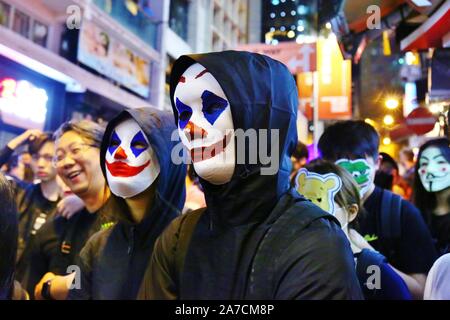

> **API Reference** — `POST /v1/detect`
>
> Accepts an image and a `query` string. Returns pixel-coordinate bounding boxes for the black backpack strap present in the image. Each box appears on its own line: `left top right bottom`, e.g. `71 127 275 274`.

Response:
247 200 336 299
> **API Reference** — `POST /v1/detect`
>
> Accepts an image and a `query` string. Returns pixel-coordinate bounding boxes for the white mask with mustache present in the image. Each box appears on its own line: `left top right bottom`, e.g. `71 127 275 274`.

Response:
105 118 160 198
174 63 235 185
418 147 450 193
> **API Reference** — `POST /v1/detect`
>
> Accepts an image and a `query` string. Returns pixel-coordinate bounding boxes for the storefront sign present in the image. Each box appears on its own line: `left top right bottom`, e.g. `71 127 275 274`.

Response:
0 78 48 130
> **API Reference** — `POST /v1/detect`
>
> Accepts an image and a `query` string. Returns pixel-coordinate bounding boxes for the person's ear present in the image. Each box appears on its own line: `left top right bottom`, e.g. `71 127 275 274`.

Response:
347 204 359 223
375 155 382 171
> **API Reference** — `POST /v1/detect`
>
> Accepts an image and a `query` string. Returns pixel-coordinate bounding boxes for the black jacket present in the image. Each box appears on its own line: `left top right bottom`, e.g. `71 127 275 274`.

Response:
25 205 114 299
140 51 363 300
1 147 59 283
68 108 186 300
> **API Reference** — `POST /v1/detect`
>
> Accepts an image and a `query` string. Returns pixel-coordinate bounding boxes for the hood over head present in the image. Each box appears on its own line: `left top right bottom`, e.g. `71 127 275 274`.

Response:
100 107 186 241
170 51 298 226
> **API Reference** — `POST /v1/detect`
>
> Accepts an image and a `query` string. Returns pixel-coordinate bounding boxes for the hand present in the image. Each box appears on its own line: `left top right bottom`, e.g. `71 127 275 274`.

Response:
7 129 43 150
34 272 56 300
348 228 375 253
57 194 85 219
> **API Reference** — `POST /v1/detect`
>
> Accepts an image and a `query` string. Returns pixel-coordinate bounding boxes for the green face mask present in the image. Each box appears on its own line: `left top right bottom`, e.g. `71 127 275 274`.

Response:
336 158 372 196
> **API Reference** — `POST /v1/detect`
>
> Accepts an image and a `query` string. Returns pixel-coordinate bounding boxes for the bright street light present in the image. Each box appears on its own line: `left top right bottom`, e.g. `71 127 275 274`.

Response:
383 115 395 126
385 98 399 110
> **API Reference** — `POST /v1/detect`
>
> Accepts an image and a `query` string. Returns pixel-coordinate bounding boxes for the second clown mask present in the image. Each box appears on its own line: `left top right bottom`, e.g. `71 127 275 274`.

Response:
105 118 160 198
173 62 235 185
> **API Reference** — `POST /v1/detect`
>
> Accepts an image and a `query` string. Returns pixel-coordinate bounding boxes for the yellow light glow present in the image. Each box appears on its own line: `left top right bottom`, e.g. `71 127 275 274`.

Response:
325 22 332 29
385 98 399 109
383 115 394 126
287 30 295 38
383 137 391 145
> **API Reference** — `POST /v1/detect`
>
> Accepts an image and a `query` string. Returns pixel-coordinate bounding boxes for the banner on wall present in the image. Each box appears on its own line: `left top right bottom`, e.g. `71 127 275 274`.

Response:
297 36 352 120
237 42 317 74
77 20 151 98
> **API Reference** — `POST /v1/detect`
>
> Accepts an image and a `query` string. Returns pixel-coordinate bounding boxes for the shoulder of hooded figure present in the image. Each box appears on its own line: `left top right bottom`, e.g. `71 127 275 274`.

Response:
78 227 114 272
155 208 205 258
279 199 340 232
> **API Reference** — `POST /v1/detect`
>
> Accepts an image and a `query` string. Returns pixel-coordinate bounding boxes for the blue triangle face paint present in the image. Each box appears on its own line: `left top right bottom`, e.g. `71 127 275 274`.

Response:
130 131 149 158
108 131 121 155
175 98 193 129
201 90 228 125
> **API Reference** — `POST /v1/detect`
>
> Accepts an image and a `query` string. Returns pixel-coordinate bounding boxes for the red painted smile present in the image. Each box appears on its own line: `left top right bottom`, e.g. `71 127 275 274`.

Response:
190 132 232 163
106 160 150 177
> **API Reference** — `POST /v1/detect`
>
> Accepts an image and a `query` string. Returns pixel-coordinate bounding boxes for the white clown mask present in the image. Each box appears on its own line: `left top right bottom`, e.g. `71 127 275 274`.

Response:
105 118 160 198
173 62 235 185
418 147 450 193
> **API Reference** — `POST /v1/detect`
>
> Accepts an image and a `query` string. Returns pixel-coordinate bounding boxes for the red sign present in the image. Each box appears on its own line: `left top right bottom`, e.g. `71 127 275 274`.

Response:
236 42 317 74
405 107 437 135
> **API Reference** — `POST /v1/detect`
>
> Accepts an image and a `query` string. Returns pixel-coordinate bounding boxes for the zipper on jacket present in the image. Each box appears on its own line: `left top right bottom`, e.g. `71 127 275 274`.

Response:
128 226 135 255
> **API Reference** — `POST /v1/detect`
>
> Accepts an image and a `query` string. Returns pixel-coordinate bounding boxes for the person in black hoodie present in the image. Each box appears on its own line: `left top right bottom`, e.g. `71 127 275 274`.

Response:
68 107 186 300
139 51 363 300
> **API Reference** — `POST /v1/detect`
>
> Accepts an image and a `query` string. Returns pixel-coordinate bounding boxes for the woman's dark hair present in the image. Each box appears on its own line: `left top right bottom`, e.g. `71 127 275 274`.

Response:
292 141 309 160
0 173 18 300
374 152 398 190
304 159 363 230
413 138 450 224
319 120 380 161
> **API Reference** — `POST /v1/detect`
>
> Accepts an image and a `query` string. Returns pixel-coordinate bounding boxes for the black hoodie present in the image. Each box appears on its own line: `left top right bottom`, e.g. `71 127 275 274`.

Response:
68 108 186 300
140 51 363 300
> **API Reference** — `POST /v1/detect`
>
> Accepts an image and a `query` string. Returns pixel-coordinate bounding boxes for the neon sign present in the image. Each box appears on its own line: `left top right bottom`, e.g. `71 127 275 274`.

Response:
0 78 48 129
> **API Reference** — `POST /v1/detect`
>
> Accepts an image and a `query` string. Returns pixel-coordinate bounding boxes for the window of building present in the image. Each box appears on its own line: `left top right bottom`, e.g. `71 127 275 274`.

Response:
93 0 158 49
12 9 30 38
32 20 48 47
0 2 49 48
169 0 189 40
0 1 11 27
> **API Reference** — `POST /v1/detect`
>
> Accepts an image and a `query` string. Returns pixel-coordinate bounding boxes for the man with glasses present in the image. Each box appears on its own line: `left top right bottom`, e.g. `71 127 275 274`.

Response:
0 130 84 287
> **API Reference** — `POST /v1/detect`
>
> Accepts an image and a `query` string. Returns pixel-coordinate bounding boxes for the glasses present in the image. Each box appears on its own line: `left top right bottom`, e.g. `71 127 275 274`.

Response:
53 143 95 168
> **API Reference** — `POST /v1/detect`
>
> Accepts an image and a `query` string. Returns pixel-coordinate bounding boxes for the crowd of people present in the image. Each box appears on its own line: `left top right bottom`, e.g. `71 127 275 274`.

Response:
0 51 449 300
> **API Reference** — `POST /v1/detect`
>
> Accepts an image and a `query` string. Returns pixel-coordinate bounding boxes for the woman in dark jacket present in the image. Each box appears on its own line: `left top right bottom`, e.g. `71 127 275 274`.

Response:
68 107 186 300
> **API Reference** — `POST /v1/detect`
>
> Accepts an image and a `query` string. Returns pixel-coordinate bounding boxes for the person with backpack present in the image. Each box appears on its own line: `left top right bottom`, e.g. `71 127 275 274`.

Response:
319 120 438 299
297 160 412 299
413 138 450 256
68 107 186 300
139 51 363 300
